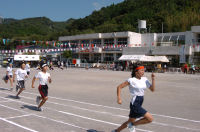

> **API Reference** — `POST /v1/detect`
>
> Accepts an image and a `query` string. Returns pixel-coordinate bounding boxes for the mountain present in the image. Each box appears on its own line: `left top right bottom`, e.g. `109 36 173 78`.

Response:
0 0 200 40
67 0 200 34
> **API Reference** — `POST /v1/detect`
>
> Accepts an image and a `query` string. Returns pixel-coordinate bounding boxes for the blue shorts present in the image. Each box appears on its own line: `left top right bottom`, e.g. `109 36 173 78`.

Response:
129 96 147 118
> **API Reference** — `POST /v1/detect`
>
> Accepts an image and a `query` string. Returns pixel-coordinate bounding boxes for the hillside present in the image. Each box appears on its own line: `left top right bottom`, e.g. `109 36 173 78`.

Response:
0 0 200 41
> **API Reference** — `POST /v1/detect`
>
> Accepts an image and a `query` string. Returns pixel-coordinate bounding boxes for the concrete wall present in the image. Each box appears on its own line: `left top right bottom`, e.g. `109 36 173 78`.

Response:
141 33 156 47
59 31 130 41
123 46 192 56
128 32 141 46
59 33 101 41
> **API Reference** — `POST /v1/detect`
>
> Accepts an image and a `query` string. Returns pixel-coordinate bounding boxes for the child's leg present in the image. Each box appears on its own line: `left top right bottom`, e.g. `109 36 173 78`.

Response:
9 77 13 88
133 112 153 126
116 118 136 132
16 88 25 96
38 97 48 108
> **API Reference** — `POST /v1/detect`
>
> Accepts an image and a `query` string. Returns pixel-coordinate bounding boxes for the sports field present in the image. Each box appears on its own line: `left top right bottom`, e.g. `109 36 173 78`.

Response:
0 68 200 132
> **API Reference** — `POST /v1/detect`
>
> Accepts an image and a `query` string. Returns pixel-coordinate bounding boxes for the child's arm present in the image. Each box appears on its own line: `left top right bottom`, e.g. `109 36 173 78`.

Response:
117 81 129 104
32 77 36 88
48 76 52 83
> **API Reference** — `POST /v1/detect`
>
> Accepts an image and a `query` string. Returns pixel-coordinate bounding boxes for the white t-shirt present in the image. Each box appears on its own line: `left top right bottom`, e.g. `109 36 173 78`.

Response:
25 64 30 72
127 77 151 104
7 66 13 76
35 72 50 85
15 69 27 81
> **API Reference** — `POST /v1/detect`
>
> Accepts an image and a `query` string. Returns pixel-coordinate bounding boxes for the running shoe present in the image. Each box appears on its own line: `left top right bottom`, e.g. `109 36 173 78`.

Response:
15 96 20 99
111 129 117 132
37 107 43 111
127 122 136 132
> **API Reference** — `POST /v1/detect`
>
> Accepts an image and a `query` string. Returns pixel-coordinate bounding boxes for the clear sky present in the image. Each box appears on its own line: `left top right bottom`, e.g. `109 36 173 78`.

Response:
0 0 124 21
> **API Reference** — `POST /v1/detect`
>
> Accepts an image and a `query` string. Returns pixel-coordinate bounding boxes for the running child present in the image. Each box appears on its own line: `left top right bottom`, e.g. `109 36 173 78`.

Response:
3 63 14 91
31 63 52 111
13 62 28 99
112 64 155 132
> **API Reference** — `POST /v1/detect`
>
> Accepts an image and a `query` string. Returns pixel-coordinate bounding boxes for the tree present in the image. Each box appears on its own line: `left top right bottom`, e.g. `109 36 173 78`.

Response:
62 51 72 59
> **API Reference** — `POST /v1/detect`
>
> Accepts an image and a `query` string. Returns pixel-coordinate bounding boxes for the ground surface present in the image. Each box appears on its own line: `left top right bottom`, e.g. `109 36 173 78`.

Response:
0 67 200 132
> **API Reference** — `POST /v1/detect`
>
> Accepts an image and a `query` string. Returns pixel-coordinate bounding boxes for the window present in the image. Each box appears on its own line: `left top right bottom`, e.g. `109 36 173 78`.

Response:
104 53 114 62
92 39 101 45
81 40 90 44
80 54 89 62
116 53 122 59
93 53 101 62
104 38 114 45
117 38 127 45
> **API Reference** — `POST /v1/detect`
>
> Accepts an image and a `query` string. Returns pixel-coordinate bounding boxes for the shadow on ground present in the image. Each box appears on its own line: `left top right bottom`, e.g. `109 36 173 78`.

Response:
6 95 19 99
87 129 104 132
0 87 10 91
21 105 38 111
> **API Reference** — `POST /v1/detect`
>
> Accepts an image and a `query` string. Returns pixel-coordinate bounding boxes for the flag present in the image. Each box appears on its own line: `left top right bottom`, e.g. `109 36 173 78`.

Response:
3 39 6 45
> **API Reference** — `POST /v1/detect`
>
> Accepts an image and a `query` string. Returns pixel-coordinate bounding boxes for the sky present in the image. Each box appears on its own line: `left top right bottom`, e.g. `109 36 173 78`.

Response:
0 0 124 22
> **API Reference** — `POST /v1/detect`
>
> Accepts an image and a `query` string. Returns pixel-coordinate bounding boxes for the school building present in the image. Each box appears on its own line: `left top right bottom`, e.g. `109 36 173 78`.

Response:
59 26 200 65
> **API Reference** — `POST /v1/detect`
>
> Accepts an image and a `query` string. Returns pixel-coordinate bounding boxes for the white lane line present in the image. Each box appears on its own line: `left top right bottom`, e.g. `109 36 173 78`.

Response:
58 111 152 132
0 100 11 103
11 95 200 131
6 114 33 119
23 91 127 111
22 91 200 123
1 91 200 131
0 117 38 132
152 121 200 131
0 102 88 131
2 92 199 132
0 95 152 132
32 114 88 131
151 114 200 123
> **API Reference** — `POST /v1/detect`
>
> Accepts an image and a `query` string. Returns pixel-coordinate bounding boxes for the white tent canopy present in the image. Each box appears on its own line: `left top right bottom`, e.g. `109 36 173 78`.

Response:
119 55 169 62
14 55 40 61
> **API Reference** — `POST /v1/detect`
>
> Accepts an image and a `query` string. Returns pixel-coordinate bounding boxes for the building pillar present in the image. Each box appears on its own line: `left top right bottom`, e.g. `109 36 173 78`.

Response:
101 53 104 62
89 53 92 61
78 53 80 59
101 39 104 47
113 53 117 61
127 37 131 46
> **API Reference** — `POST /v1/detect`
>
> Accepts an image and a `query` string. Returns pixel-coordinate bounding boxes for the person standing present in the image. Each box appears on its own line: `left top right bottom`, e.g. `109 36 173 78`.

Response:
25 62 31 75
112 65 155 132
184 63 188 74
31 63 52 111
191 64 196 74
13 62 28 99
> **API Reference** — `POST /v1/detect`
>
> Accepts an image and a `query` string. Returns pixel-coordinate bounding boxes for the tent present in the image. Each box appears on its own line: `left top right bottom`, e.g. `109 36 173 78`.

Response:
14 55 40 61
119 55 169 62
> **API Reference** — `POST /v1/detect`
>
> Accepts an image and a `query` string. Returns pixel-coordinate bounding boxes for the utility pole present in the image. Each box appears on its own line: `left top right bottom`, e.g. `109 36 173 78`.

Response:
149 24 152 55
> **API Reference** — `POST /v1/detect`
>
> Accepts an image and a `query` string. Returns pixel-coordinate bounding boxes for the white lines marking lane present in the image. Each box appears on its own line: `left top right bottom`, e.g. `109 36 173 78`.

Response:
0 102 88 131
0 117 38 132
0 95 152 132
22 91 200 123
1 90 200 131
5 114 33 119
